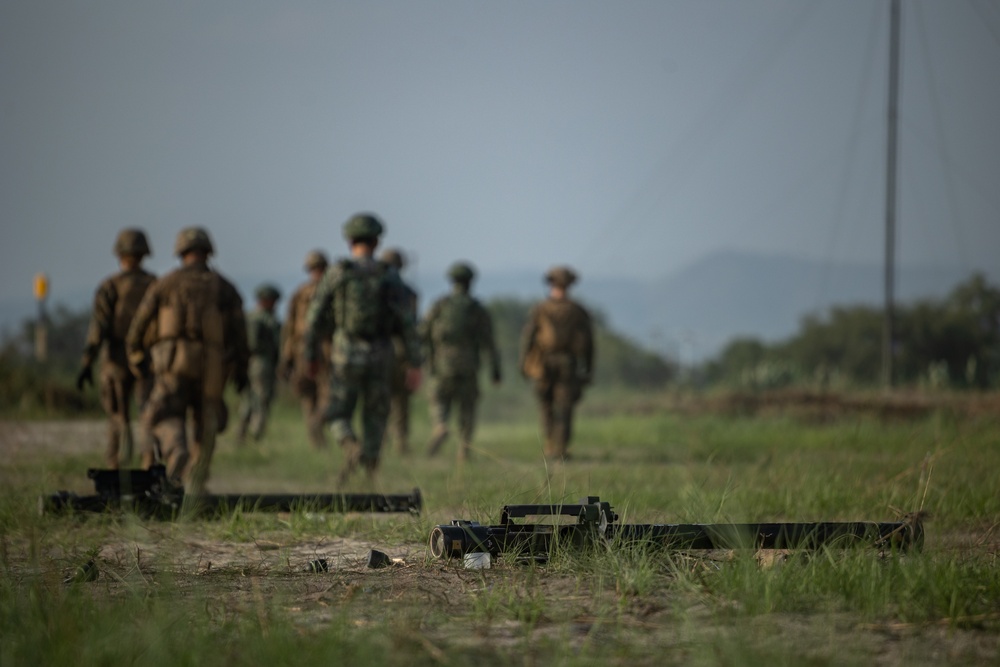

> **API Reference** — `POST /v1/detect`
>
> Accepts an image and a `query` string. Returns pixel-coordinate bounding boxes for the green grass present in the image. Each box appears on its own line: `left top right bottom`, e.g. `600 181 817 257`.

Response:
2 387 999 665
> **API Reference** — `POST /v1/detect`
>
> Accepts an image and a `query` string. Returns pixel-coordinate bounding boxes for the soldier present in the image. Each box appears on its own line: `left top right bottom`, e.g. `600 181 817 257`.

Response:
126 227 249 494
303 213 421 486
518 266 594 461
76 228 157 469
421 262 501 462
379 248 419 455
280 250 331 449
236 284 282 444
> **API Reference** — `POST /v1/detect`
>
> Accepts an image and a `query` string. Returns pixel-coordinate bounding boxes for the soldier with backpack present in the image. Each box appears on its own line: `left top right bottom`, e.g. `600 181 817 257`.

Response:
76 228 157 469
421 262 502 462
126 227 249 494
237 284 282 444
303 213 422 486
519 266 594 461
280 250 332 449
379 248 419 456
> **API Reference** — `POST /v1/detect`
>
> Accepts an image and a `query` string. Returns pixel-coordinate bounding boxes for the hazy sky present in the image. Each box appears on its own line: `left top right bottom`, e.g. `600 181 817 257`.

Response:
2 0 998 306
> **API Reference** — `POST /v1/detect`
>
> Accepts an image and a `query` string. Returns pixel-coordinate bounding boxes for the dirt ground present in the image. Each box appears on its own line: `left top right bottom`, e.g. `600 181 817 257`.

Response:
3 420 999 665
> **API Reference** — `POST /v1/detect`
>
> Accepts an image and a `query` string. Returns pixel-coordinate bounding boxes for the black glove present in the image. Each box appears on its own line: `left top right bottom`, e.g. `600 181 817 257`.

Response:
76 366 94 391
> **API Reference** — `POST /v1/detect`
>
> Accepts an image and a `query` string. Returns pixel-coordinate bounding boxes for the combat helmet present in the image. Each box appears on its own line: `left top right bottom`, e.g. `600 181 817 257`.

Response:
174 227 214 257
447 262 476 284
255 283 281 302
303 249 329 272
545 265 578 288
342 213 384 242
380 248 406 269
114 228 151 258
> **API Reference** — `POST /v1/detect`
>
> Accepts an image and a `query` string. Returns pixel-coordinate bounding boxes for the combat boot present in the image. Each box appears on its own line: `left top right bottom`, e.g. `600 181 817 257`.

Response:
457 441 472 463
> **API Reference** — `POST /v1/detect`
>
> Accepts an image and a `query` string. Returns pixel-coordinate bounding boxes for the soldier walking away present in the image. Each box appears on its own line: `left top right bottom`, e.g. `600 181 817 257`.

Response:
519 266 594 461
237 284 282 444
280 250 331 449
126 227 249 495
76 229 157 469
303 213 422 487
421 262 501 462
379 248 419 455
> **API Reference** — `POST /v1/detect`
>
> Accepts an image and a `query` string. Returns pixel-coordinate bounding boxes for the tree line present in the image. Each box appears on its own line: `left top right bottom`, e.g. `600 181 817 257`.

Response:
701 273 1000 390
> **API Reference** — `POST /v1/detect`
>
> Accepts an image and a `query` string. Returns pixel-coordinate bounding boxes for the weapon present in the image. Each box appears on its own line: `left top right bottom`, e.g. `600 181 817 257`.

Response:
429 497 923 561
41 465 423 518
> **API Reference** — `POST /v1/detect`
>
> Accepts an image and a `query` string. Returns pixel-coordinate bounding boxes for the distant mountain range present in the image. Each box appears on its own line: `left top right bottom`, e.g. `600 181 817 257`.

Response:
2 251 991 363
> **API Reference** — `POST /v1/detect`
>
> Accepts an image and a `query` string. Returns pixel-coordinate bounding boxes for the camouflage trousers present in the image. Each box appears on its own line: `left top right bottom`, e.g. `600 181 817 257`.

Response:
98 365 152 469
385 362 413 454
237 367 276 442
291 362 330 449
140 373 221 494
320 351 393 470
533 358 585 459
427 373 480 459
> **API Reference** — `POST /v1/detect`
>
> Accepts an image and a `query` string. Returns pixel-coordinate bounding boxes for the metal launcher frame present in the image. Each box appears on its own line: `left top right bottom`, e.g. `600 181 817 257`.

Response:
41 466 423 518
429 496 923 561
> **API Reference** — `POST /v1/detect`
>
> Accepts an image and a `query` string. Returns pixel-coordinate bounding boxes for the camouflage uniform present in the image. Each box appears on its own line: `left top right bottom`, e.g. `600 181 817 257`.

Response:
280 250 332 448
519 266 594 460
380 248 419 455
304 214 421 480
237 284 282 443
421 262 501 461
126 228 249 493
77 229 156 469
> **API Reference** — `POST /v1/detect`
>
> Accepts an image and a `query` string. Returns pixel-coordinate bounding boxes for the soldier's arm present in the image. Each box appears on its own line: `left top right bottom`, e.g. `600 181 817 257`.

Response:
477 302 502 382
125 281 160 375
387 273 422 367
303 269 337 363
418 301 440 374
518 305 541 369
81 279 116 368
279 291 300 367
577 305 595 378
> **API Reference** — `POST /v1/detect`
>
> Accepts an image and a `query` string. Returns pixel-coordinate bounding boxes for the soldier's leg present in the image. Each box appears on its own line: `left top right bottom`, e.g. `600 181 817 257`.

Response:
142 375 189 486
455 375 480 461
358 356 392 473
118 373 139 465
325 364 360 445
550 380 580 459
99 372 124 469
185 390 219 496
248 373 273 440
236 382 255 443
134 375 157 467
427 376 453 456
534 380 556 457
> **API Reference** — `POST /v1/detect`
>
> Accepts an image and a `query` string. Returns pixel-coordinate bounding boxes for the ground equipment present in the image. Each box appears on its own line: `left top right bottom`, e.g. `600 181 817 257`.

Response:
41 465 423 518
429 496 923 561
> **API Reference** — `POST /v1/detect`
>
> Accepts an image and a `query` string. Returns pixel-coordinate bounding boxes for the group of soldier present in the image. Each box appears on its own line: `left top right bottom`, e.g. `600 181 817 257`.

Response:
77 213 594 495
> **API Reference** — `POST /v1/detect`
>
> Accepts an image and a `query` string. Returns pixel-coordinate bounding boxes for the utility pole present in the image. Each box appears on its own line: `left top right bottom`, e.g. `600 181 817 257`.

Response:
882 0 901 390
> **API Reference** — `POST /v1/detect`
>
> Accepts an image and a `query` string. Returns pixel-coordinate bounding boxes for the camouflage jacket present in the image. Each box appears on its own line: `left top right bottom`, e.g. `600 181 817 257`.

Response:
420 287 500 378
303 257 421 367
126 261 249 389
246 307 281 370
81 267 157 370
519 296 594 378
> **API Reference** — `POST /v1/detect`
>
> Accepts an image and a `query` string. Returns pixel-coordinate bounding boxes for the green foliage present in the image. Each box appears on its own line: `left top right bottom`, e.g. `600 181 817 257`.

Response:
705 273 1000 389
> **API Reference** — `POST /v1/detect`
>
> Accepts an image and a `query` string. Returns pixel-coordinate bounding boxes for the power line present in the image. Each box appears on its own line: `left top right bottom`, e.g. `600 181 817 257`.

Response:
913 0 970 273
